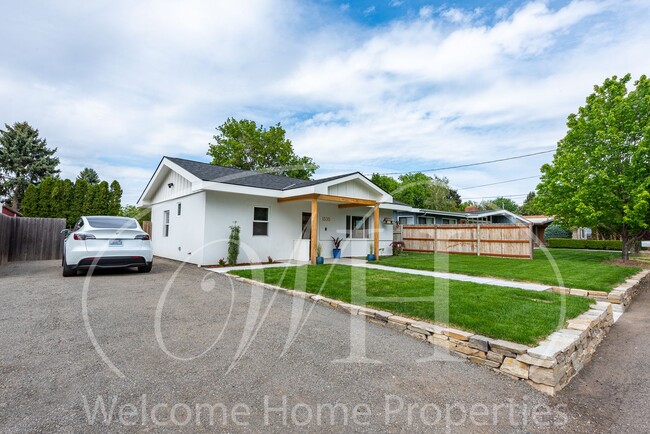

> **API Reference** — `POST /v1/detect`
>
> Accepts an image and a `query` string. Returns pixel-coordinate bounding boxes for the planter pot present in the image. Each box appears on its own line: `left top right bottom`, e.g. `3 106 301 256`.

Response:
332 249 342 259
367 254 376 261
316 257 324 264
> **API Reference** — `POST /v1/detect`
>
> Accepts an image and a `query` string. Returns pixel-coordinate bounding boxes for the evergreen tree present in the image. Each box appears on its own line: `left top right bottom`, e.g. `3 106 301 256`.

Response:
84 183 97 216
77 167 100 184
108 180 123 215
0 122 60 210
21 183 40 217
92 181 110 215
37 177 55 218
73 179 89 220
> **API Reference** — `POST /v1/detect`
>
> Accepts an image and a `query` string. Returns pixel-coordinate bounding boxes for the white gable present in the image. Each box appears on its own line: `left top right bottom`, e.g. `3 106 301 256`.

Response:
151 167 193 203
327 179 383 201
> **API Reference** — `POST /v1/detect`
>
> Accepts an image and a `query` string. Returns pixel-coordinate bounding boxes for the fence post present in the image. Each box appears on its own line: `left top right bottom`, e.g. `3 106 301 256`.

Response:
476 222 481 256
433 224 438 253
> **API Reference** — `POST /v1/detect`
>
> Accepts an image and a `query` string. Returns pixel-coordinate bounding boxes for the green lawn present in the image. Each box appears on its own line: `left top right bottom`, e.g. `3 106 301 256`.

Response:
231 264 593 345
377 249 640 292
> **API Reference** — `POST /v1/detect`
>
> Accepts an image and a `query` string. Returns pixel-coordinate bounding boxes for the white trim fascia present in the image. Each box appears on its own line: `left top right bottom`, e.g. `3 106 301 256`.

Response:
138 158 203 206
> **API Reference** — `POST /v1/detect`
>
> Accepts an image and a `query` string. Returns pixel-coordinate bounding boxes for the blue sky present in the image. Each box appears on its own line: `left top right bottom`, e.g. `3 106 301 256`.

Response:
1 0 649 205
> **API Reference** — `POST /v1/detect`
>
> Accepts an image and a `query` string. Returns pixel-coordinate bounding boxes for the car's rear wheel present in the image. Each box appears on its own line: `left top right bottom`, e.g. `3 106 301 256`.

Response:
61 255 77 277
138 262 153 273
62 260 77 277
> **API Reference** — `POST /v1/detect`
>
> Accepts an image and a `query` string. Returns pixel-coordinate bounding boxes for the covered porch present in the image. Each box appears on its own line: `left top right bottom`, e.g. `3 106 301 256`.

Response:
277 193 381 264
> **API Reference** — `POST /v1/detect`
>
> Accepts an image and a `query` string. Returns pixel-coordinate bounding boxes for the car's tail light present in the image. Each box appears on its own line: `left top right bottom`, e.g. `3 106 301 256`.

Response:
135 234 150 240
73 233 96 240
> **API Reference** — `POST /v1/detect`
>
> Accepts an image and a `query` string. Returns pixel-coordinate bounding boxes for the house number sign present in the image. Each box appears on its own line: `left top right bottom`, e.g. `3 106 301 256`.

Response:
321 216 331 222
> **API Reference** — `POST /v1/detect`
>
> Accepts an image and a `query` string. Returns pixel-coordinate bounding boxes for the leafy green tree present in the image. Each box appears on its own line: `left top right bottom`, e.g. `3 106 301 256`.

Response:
481 197 521 213
391 173 461 211
0 122 59 210
77 167 100 184
370 173 400 194
520 191 544 215
537 74 650 260
121 204 151 223
108 180 123 215
208 118 318 179
21 183 39 217
459 200 481 211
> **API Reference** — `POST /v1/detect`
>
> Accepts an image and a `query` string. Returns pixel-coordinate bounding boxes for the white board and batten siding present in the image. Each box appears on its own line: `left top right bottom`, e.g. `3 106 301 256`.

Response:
327 179 382 201
152 169 193 204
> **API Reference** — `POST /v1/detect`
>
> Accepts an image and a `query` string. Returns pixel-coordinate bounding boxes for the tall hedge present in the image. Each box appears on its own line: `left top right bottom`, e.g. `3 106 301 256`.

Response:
20 176 122 227
547 238 622 250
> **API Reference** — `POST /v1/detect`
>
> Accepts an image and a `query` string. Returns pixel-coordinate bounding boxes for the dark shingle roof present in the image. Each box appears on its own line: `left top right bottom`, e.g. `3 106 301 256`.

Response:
167 157 355 191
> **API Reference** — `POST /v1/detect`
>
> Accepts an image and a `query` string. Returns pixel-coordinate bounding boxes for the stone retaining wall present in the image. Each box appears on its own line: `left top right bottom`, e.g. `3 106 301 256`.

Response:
230 269 648 396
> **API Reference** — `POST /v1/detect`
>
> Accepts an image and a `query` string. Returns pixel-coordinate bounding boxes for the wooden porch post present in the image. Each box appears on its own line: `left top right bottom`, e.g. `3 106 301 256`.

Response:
374 204 380 261
310 198 318 264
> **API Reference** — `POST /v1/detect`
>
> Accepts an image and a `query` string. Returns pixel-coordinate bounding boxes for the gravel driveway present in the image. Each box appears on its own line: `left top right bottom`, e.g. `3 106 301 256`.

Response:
0 258 645 432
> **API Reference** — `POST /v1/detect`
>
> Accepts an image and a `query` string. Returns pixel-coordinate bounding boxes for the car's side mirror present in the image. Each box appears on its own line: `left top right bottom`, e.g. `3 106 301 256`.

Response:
60 229 70 236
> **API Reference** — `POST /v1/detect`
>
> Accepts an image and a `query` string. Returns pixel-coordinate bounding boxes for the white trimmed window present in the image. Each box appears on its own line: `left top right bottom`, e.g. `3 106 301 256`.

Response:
253 207 269 236
442 218 457 224
346 215 369 239
163 210 170 237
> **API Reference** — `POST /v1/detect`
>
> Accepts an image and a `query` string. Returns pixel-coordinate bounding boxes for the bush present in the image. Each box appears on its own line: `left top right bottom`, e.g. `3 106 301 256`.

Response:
547 238 622 250
544 224 572 239
227 224 240 265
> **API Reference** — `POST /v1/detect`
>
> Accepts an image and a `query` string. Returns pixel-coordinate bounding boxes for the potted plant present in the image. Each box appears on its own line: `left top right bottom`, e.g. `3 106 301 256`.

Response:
367 243 376 261
316 243 324 264
331 236 342 259
390 241 405 256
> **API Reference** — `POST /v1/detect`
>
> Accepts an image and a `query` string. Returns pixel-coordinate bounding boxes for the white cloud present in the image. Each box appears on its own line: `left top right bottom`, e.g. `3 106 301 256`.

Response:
364 6 376 16
1 0 649 205
419 6 434 19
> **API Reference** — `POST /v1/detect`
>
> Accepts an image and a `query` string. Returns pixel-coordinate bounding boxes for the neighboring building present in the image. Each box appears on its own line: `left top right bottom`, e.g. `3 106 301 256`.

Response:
573 227 593 240
521 215 555 247
138 157 398 265
1 203 22 218
394 206 529 226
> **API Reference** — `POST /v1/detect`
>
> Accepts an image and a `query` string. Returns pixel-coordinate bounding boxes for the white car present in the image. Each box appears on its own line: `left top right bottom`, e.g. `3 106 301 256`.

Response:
61 216 153 277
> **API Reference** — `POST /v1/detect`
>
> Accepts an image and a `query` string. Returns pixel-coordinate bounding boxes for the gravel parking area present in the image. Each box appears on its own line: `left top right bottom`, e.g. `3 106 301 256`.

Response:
0 258 645 432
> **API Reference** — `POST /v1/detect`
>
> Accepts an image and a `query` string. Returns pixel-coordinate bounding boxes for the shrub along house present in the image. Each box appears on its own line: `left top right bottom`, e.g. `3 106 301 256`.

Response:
137 157 399 265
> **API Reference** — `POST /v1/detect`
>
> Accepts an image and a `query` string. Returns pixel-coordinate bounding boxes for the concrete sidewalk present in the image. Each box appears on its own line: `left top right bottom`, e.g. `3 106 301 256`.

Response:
207 257 553 292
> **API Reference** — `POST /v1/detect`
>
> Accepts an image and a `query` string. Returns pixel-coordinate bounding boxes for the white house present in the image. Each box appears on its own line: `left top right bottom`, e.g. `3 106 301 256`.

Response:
137 157 401 265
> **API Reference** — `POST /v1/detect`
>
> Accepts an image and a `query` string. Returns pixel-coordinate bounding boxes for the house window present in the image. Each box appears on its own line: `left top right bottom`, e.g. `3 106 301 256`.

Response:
442 218 457 224
398 216 411 225
163 210 170 237
346 215 369 239
253 207 269 236
177 202 182 216
418 217 435 224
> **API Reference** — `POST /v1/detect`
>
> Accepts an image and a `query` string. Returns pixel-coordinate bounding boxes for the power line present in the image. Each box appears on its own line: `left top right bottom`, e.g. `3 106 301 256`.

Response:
457 175 540 191
462 193 530 200
375 148 555 176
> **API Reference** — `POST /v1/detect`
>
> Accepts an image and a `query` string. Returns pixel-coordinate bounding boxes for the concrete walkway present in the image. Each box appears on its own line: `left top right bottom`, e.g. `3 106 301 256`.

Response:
207 257 552 292
359 261 552 291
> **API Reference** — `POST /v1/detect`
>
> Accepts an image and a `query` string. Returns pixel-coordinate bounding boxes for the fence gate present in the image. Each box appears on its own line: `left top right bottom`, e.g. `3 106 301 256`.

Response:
400 224 533 259
0 214 66 265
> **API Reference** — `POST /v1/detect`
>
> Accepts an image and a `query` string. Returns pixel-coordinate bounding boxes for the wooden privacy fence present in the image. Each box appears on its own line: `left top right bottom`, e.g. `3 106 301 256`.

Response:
142 221 152 238
0 214 66 265
400 224 533 259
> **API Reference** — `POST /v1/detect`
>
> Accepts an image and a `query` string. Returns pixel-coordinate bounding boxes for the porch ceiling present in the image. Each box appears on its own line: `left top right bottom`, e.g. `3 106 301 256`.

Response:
277 193 377 208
